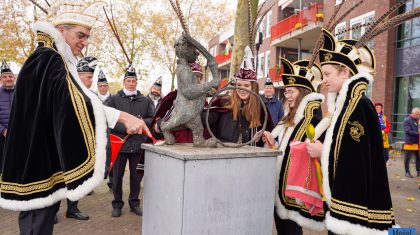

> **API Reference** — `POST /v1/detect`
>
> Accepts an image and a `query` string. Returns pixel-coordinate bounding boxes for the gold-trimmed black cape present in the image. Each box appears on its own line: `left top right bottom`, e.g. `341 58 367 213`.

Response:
321 72 395 234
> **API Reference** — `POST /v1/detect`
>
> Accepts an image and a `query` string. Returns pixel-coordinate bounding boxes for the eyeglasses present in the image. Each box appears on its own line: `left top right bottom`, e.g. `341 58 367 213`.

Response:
284 90 296 98
65 27 90 42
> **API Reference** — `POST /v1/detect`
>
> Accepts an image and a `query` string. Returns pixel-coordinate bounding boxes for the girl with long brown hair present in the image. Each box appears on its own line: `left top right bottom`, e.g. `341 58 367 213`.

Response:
207 46 273 146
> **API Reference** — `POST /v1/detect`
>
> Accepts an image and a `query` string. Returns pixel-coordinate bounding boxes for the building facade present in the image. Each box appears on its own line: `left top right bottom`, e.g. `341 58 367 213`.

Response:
208 0 419 142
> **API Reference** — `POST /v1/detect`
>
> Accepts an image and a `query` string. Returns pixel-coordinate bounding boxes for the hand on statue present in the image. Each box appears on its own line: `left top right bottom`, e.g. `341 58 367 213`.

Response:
119 112 152 136
306 140 323 158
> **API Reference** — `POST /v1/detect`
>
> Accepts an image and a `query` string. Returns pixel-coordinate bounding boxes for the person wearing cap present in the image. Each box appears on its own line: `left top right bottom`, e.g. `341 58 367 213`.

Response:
105 64 154 218
306 29 395 234
96 69 113 190
0 60 15 174
77 56 97 90
0 1 151 234
374 103 391 164
262 58 325 234
147 76 163 109
263 77 284 126
97 69 111 102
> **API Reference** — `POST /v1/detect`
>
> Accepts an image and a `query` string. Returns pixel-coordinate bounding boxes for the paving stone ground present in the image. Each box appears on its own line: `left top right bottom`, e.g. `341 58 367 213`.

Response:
0 154 418 235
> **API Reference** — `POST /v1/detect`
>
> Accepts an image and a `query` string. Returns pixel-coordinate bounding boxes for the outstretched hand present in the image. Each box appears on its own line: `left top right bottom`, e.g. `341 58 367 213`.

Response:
119 112 151 136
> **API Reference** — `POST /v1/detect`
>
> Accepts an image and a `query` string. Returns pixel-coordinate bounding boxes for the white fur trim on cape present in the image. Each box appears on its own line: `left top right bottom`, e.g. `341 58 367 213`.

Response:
320 72 373 207
0 22 108 211
273 92 325 231
325 212 399 235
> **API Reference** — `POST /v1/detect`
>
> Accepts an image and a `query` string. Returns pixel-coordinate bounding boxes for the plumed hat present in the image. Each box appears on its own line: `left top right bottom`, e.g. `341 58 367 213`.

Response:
319 29 375 75
281 58 323 92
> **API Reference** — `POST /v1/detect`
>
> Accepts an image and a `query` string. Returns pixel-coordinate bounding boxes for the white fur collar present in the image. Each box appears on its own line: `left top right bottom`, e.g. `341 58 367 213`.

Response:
272 92 325 231
320 71 373 206
33 21 78 66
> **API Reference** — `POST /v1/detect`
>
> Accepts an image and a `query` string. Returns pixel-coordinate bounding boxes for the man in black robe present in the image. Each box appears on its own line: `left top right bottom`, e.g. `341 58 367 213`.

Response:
0 2 150 234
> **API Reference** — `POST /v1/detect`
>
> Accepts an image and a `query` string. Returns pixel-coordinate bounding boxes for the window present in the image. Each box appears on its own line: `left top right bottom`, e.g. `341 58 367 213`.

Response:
259 16 266 38
265 51 271 77
392 75 420 141
266 11 272 38
257 53 265 78
335 22 347 40
397 0 420 48
350 11 375 48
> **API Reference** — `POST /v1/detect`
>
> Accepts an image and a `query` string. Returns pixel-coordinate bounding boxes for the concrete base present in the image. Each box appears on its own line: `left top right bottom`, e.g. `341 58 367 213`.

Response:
142 144 280 235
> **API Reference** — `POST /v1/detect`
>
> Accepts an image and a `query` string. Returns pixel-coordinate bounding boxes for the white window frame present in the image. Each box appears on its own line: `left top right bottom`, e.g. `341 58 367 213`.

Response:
265 51 271 77
257 53 265 79
266 11 272 38
335 22 347 40
350 11 375 40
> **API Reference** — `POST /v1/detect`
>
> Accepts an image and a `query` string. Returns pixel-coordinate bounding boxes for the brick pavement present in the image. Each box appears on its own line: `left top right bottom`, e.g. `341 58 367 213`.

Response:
1 155 419 235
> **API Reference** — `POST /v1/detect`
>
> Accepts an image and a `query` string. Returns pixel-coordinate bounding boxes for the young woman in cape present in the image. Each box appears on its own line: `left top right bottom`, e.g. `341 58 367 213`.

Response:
306 29 396 235
263 58 325 234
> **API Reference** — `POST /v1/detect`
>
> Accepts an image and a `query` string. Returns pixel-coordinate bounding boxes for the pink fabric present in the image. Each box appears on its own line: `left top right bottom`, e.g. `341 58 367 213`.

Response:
285 140 323 216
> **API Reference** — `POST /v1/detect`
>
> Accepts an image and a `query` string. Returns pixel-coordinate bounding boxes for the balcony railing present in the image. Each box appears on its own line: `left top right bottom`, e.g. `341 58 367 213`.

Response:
271 2 323 42
215 50 232 65
268 67 283 82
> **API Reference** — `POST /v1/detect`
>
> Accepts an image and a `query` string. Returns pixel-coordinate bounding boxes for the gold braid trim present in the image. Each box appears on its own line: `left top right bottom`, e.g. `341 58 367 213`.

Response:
61 60 96 183
0 172 65 195
36 32 54 48
330 198 394 224
333 81 367 177
0 50 96 195
281 100 324 216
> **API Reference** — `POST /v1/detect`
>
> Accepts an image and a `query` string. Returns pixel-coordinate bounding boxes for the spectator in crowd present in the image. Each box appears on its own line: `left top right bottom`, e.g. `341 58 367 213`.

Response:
147 76 162 110
403 107 420 178
375 103 391 164
105 64 154 217
0 60 15 173
97 69 111 102
263 77 284 125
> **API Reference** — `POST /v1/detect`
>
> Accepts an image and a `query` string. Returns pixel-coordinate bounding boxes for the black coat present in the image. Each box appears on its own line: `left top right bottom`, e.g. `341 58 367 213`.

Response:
105 90 154 153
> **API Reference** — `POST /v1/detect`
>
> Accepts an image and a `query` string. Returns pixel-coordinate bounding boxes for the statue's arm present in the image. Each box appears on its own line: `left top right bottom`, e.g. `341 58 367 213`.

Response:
178 69 213 100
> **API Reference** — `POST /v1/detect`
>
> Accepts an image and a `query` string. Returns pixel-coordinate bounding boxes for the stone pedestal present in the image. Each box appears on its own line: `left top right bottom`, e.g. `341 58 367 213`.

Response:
141 144 280 235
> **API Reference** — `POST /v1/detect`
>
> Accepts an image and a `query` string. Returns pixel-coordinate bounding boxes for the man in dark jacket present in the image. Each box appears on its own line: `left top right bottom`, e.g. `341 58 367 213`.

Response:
105 64 154 217
0 60 15 173
263 77 284 125
403 107 420 178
